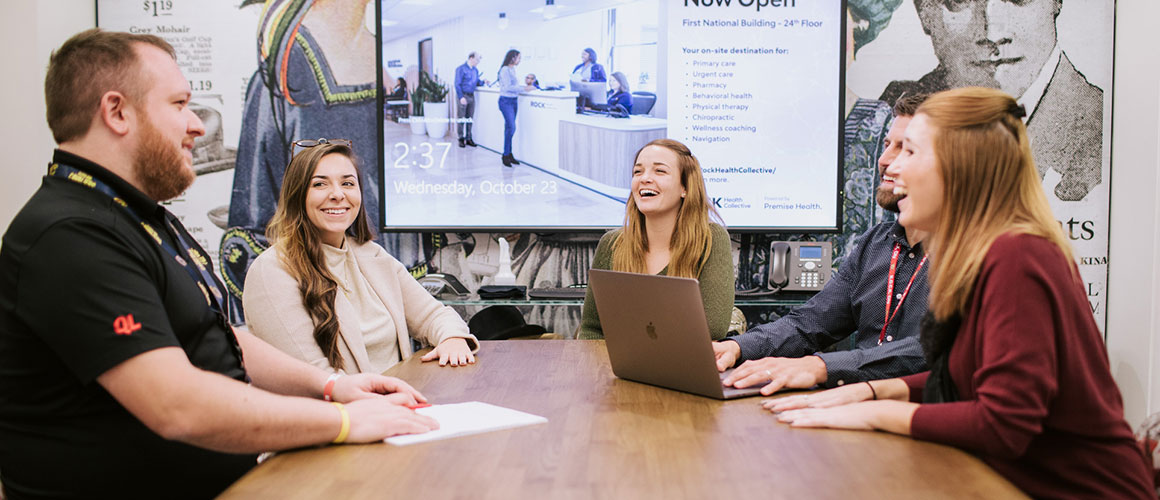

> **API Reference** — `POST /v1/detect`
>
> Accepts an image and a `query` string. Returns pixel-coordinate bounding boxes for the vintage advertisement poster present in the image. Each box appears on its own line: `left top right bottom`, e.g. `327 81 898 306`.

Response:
97 0 260 292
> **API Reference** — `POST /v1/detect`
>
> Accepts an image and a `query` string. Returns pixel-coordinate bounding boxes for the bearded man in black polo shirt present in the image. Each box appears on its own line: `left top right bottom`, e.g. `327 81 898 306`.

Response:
0 29 439 499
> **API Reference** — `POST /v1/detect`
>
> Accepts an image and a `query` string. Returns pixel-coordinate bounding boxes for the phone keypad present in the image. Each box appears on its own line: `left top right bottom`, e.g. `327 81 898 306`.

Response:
795 271 822 289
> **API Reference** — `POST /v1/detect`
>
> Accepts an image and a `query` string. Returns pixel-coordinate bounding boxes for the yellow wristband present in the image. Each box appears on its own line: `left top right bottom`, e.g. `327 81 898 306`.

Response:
331 402 350 444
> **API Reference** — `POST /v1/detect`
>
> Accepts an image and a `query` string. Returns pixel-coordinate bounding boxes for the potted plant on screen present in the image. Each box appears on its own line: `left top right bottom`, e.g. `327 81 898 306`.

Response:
420 71 450 138
408 81 427 135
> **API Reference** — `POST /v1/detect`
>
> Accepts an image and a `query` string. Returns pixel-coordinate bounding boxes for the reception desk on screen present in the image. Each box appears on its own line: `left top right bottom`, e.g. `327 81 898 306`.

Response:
474 88 667 199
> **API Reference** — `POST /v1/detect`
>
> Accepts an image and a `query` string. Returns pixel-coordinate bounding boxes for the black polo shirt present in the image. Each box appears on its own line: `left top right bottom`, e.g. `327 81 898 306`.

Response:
0 150 256 499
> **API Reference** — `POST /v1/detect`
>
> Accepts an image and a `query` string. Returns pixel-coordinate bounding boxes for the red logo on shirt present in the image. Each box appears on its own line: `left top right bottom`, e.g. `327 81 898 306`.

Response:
113 314 142 336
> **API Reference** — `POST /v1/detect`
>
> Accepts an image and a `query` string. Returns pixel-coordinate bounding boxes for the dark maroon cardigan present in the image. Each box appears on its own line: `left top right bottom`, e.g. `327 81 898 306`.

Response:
901 233 1153 499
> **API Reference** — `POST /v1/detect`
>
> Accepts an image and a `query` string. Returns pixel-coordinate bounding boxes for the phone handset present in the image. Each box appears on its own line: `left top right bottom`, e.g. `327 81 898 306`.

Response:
768 242 791 289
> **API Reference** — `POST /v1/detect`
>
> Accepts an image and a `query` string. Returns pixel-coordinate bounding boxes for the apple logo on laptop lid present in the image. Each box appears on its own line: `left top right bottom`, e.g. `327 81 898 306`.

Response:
646 322 657 339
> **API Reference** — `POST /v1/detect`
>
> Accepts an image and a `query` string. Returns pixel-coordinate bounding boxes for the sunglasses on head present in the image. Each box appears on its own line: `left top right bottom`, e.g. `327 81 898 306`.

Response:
292 138 353 150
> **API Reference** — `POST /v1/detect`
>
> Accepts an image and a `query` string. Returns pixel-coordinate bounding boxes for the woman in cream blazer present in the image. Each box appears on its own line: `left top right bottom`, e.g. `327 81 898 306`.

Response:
243 140 478 373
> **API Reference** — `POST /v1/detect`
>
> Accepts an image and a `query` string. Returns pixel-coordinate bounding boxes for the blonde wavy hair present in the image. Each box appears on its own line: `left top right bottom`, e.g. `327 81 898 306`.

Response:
611 139 723 278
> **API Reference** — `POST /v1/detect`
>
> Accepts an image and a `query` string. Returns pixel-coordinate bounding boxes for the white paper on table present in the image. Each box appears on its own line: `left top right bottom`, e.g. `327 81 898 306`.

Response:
384 401 548 446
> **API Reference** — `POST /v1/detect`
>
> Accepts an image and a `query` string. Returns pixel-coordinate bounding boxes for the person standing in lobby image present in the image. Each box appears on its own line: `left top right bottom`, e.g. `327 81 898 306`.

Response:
497 49 533 167
579 139 734 341
771 87 1154 499
572 47 607 83
715 94 931 395
242 140 480 372
0 29 438 499
454 51 486 148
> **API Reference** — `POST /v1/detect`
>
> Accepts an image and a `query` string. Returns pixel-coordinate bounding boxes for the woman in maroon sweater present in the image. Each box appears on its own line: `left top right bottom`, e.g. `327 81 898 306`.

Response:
767 87 1154 499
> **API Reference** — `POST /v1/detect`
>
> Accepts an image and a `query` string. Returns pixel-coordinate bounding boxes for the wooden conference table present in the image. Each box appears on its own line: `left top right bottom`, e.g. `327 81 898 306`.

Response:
219 341 1026 499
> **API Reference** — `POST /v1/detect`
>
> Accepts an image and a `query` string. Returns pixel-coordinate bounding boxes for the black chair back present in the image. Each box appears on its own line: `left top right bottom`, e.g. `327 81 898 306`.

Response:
630 92 657 115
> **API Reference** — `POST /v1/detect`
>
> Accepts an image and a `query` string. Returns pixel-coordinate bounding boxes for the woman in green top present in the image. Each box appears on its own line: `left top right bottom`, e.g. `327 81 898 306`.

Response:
579 139 735 340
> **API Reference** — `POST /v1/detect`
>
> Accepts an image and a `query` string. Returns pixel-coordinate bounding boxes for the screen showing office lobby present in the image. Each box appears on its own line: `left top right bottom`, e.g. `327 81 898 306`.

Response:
381 0 843 231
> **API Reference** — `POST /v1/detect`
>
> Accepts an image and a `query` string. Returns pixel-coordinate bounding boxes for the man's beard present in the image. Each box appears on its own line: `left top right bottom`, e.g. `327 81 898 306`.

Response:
876 185 901 213
133 115 194 202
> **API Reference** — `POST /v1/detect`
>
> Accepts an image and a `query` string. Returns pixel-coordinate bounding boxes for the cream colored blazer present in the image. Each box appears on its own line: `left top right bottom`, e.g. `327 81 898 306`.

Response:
243 240 478 373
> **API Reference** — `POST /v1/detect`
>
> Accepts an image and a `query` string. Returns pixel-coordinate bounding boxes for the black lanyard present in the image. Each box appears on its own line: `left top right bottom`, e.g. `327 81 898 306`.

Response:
48 163 229 320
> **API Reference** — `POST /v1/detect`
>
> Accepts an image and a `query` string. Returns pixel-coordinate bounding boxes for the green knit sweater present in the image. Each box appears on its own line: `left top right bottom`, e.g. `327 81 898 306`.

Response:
578 223 734 340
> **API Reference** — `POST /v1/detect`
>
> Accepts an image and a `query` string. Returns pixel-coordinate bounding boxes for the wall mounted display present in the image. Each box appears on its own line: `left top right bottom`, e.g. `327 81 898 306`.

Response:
380 0 846 231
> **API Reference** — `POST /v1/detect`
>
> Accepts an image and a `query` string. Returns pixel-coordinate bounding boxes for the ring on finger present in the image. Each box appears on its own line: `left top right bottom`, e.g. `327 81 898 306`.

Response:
764 369 773 379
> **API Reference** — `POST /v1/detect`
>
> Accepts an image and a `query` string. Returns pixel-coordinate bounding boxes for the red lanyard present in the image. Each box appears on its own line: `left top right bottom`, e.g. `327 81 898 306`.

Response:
879 243 927 345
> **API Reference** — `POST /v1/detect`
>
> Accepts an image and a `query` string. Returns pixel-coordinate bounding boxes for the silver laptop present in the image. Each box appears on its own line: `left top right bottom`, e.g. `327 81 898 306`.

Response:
588 269 763 400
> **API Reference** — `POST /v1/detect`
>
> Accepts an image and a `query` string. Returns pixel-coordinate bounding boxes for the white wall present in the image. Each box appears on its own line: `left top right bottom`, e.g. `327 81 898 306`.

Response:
383 16 465 91
1106 0 1160 427
0 0 95 235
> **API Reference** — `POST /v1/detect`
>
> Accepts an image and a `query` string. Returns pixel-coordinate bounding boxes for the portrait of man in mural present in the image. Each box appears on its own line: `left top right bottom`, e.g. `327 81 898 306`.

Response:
879 0 1102 201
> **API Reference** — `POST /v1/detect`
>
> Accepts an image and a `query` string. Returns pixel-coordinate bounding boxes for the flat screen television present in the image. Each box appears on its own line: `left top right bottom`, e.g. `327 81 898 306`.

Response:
379 0 846 232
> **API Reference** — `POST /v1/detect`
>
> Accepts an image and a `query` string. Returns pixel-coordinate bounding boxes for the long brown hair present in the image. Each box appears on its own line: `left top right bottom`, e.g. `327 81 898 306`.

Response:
611 139 723 278
919 87 1074 321
266 143 374 371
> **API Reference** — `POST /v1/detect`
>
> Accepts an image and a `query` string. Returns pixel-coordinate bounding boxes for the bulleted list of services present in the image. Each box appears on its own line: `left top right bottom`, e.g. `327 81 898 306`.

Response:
668 1 842 229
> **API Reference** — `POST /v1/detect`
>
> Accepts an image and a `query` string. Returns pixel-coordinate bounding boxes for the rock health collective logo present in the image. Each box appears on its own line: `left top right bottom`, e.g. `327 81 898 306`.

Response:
712 196 752 209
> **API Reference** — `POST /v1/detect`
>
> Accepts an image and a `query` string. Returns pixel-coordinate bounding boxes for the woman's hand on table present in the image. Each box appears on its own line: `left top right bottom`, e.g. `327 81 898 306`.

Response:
773 400 918 435
421 337 476 366
762 381 872 413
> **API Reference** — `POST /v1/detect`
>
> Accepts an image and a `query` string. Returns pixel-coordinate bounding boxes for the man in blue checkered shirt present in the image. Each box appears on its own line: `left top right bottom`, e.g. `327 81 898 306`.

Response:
716 94 931 396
